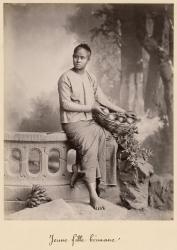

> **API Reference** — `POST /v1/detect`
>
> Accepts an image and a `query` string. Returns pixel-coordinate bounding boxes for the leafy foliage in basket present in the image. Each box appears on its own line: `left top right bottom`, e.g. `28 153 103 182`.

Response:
93 107 152 166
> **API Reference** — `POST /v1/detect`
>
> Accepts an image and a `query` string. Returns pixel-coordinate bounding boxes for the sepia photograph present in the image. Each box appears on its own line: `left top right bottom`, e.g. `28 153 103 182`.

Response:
3 2 173 221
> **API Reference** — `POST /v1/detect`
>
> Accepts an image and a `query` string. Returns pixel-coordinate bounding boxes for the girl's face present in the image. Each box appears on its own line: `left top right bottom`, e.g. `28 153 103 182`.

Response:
73 48 90 71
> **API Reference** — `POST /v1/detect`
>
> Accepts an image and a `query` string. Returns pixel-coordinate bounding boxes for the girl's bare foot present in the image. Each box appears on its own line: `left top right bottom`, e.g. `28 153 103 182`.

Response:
70 164 85 188
85 181 106 210
90 197 105 210
70 164 79 188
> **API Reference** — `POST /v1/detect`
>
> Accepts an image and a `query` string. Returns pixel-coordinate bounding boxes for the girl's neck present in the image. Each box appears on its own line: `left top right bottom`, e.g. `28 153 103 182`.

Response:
73 67 86 75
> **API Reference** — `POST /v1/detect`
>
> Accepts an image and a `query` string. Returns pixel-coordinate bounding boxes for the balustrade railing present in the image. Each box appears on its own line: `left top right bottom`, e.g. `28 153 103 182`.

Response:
4 132 71 186
4 131 114 214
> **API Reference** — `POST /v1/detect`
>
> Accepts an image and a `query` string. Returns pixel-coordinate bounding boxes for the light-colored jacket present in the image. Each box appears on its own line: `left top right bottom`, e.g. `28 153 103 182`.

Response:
58 69 111 123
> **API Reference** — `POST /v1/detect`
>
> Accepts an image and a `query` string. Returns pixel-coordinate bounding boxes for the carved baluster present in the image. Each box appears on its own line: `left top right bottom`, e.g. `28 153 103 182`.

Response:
21 146 28 178
42 146 48 179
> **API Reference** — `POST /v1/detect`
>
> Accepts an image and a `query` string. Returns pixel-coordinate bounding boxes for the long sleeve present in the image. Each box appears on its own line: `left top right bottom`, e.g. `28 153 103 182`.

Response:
58 76 91 112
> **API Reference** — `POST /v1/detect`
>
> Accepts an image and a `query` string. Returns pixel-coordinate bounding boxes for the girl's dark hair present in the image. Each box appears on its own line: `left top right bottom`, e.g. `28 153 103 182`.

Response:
73 43 91 55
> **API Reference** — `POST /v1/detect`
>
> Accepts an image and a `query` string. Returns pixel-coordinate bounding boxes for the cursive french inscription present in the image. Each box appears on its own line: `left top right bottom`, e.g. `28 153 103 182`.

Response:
49 234 120 246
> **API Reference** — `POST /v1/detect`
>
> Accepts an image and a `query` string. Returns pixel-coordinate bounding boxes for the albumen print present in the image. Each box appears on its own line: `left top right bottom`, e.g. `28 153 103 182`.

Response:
3 3 173 221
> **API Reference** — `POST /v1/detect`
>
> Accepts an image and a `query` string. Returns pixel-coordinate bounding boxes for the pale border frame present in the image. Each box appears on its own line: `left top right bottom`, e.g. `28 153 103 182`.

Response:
0 1 176 250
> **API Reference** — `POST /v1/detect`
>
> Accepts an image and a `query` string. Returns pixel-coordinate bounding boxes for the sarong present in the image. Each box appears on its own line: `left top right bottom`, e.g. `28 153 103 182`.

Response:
63 120 118 184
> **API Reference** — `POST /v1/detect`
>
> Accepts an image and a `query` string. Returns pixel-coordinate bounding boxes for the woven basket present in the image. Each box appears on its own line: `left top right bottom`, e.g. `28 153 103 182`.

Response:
93 110 137 135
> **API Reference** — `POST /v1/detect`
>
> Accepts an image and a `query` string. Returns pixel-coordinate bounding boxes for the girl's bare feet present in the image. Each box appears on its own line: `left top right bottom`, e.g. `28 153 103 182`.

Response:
86 182 106 210
90 197 105 210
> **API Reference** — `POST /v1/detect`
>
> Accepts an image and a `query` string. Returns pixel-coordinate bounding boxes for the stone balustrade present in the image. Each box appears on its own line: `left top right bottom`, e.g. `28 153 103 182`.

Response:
4 131 118 214
4 131 90 214
4 131 70 186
